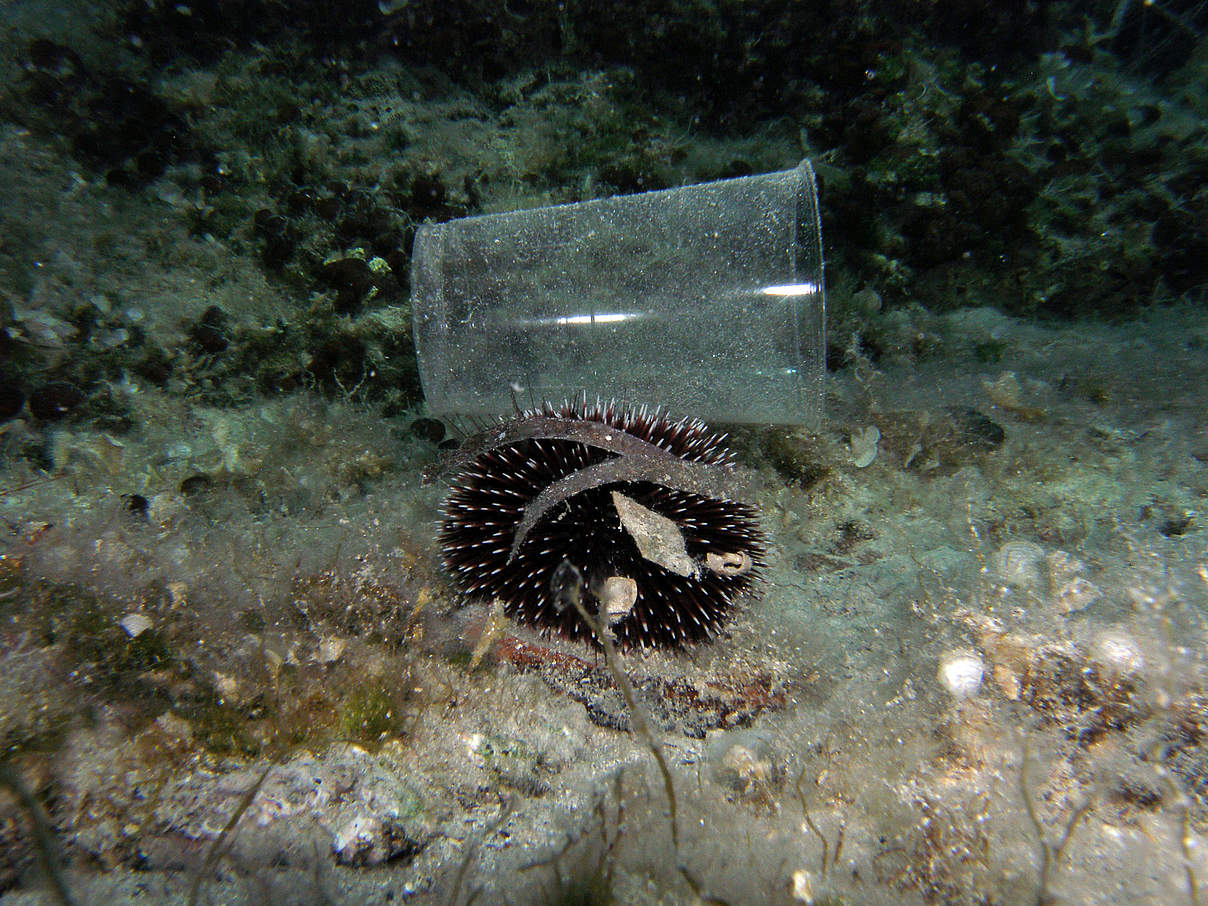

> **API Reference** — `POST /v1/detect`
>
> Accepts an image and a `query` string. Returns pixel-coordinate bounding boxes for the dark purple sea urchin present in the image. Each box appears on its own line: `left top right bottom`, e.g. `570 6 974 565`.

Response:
439 398 766 649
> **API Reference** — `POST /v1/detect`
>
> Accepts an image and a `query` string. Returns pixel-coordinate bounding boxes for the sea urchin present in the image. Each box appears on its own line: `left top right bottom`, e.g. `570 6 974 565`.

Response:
439 398 766 649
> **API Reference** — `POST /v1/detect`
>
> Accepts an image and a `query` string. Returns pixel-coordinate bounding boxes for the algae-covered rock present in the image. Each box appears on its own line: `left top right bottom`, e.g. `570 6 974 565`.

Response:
61 734 435 869
874 406 1005 473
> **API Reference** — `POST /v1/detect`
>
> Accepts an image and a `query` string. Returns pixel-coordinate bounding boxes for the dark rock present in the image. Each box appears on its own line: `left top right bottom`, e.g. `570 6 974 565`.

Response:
320 257 375 313
190 324 228 354
27 38 82 72
28 382 84 421
133 347 173 386
307 334 367 389
180 474 214 496
842 99 892 163
262 234 296 270
0 372 24 422
314 195 342 220
104 167 137 189
409 417 445 444
188 306 229 354
761 428 830 489
253 209 288 238
135 147 168 179
286 187 318 215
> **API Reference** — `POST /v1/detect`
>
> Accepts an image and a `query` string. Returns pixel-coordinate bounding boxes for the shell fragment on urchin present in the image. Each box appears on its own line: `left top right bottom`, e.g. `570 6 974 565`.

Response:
439 398 766 649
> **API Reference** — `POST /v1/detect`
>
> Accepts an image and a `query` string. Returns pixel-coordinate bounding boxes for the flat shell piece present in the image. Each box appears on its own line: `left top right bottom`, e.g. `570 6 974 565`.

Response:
119 613 152 637
611 491 696 577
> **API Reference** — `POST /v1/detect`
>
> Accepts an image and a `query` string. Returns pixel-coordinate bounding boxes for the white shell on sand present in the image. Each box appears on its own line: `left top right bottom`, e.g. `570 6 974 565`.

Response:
938 650 985 700
990 540 1047 589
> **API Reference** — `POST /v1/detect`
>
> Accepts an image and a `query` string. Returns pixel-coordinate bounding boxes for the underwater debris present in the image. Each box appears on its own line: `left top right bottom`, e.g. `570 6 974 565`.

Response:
118 612 152 638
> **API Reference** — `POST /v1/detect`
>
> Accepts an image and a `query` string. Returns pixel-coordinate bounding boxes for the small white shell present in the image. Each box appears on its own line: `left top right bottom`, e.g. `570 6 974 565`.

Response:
850 425 880 468
938 650 985 700
1053 576 1101 614
990 540 1047 589
1090 629 1144 679
119 613 152 638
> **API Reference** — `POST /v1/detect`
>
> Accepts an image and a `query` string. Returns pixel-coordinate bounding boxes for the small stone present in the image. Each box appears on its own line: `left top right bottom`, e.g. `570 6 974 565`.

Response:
612 491 695 577
597 576 638 624
317 637 347 664
792 869 816 903
705 551 753 576
212 671 238 701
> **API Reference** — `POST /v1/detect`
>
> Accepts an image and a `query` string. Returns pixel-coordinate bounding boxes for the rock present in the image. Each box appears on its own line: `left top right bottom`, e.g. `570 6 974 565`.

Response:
409 417 446 444
59 730 433 869
874 407 1004 473
0 370 24 422
28 381 84 421
1047 550 1100 613
612 491 695 577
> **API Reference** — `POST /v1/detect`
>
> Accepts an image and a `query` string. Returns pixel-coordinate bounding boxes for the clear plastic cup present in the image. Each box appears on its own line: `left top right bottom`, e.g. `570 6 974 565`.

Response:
410 159 825 426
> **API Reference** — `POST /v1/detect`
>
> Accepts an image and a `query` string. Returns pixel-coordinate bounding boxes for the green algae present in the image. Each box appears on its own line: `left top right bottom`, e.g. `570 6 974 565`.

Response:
0 572 428 763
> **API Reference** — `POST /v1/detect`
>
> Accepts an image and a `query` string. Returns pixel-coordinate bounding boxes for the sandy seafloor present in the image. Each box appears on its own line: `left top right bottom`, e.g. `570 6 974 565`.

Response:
2 140 1207 904
1 5 1208 906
